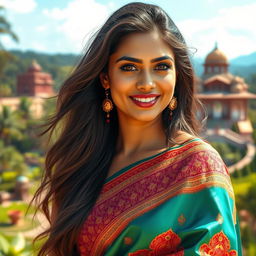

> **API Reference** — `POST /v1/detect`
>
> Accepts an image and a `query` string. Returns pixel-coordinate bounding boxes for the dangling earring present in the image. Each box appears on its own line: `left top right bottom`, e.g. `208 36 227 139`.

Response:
102 89 113 123
168 97 177 121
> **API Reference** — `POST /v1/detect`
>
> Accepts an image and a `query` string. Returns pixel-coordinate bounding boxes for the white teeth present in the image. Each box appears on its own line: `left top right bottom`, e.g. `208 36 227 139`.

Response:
132 97 157 102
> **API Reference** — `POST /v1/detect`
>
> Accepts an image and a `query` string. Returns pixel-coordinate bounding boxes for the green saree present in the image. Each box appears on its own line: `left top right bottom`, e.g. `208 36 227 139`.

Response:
78 138 242 255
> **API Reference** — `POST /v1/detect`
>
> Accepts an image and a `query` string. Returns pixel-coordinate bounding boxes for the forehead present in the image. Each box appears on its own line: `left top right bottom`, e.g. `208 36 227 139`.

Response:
111 31 175 61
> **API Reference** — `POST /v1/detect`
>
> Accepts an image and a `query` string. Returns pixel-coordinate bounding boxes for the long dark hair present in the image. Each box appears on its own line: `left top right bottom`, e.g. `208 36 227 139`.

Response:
31 2 204 255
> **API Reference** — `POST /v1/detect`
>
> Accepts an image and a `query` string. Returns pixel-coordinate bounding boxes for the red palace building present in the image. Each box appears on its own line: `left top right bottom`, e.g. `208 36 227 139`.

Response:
0 60 55 118
17 60 54 97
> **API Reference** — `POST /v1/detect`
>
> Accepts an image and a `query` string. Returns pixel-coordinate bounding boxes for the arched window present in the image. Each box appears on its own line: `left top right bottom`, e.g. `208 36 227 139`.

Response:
213 102 222 119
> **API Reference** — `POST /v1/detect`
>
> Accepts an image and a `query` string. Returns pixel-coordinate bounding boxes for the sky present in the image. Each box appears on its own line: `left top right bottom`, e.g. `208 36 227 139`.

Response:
0 0 255 60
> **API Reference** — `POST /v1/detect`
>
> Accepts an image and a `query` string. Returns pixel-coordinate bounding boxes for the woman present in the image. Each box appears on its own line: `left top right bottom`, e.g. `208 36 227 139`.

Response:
32 2 242 255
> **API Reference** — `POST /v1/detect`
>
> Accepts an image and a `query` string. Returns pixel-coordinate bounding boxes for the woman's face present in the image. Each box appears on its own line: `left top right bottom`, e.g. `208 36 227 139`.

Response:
101 31 177 123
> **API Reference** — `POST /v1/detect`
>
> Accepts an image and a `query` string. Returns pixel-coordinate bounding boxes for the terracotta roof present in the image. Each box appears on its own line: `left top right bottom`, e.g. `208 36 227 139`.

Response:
204 75 231 85
205 45 228 65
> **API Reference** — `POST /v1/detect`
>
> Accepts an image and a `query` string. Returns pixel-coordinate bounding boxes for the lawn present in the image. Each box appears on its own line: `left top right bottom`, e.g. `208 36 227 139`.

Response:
231 172 256 196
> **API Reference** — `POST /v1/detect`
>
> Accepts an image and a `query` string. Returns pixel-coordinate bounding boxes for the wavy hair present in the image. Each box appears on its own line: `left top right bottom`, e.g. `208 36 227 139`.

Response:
31 2 205 255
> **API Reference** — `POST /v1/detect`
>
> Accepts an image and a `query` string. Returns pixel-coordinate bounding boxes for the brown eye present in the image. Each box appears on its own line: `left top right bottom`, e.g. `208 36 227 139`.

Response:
120 64 138 71
155 63 171 71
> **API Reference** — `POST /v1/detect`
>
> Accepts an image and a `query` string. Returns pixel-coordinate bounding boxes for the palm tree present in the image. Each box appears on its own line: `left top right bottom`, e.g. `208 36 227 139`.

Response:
0 140 27 180
0 6 18 46
0 6 19 76
0 106 25 146
17 97 32 119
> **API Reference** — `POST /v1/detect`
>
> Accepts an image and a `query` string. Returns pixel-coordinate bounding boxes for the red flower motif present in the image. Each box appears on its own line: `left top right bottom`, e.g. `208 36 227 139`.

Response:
128 249 153 256
129 229 184 256
199 231 237 256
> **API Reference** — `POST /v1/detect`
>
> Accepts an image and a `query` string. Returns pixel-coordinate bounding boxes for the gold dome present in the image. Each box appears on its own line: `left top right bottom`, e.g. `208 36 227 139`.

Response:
205 44 228 65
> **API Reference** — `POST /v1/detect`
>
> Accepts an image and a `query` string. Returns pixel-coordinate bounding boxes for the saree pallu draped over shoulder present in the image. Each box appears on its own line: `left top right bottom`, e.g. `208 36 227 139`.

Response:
78 138 242 256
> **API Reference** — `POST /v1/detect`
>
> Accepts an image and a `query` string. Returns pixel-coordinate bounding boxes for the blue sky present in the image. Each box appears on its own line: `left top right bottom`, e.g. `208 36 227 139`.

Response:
1 0 255 59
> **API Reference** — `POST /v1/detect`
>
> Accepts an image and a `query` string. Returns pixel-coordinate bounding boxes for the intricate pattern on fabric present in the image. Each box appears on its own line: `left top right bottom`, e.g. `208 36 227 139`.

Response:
178 214 186 225
199 231 237 256
77 138 242 256
128 229 184 256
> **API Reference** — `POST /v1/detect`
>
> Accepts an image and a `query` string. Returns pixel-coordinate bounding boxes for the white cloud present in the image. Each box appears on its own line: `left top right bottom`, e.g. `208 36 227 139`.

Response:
30 41 47 52
178 3 256 59
35 25 48 32
0 0 37 13
43 0 110 52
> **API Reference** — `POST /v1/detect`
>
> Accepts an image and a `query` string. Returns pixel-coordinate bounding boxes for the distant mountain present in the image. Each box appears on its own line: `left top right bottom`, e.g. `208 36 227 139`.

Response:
230 52 256 66
8 49 256 81
10 50 79 67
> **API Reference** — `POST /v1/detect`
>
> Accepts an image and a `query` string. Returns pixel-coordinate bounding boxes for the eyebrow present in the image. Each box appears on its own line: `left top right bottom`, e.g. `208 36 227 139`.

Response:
115 55 174 63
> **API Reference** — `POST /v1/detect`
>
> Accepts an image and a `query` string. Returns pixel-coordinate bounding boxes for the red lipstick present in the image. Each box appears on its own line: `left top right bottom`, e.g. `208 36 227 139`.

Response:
129 94 160 108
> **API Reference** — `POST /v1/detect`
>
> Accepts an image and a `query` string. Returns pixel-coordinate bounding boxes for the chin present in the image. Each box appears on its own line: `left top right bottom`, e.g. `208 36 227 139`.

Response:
130 112 162 123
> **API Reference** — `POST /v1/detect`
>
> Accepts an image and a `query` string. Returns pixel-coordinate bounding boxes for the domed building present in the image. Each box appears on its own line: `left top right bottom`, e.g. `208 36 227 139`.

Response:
204 44 229 77
197 44 256 142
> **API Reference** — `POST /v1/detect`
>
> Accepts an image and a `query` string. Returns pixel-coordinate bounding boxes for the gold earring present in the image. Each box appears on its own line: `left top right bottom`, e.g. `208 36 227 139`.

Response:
102 89 113 123
169 97 177 120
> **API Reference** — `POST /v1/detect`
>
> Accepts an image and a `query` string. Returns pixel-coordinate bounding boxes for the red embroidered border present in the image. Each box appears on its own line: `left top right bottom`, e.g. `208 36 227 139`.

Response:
78 140 233 256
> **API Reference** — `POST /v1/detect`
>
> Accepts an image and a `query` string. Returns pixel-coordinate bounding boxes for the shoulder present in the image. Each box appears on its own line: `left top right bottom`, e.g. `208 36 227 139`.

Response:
176 136 229 177
190 139 230 180
170 137 234 196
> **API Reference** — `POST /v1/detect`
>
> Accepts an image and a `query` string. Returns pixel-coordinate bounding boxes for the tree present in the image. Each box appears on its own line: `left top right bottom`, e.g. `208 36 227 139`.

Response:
0 106 25 146
0 140 27 180
0 83 12 96
17 97 32 119
0 6 18 76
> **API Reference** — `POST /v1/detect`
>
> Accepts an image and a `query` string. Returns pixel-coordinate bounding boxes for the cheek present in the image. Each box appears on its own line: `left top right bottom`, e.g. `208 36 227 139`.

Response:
110 73 134 95
161 75 176 93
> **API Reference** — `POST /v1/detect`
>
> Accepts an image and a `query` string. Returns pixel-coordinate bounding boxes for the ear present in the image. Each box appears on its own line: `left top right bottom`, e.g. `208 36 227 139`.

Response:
100 73 110 89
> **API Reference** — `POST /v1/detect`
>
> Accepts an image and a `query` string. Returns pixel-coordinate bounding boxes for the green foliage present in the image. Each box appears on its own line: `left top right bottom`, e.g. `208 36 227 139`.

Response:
239 185 256 218
241 165 251 177
0 106 26 146
0 6 18 77
231 169 240 178
231 173 256 196
2 172 17 182
247 74 256 110
241 226 255 250
210 141 246 166
17 98 32 120
231 122 239 133
0 232 31 256
0 140 28 178
0 84 12 96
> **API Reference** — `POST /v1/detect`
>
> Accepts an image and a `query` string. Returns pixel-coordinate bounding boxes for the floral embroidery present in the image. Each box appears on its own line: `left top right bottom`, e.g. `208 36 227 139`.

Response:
199 231 237 256
178 214 186 225
129 229 184 256
124 237 133 245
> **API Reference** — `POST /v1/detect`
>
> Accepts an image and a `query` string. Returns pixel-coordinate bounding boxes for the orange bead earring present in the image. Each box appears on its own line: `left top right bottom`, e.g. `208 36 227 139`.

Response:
168 97 177 121
102 89 113 123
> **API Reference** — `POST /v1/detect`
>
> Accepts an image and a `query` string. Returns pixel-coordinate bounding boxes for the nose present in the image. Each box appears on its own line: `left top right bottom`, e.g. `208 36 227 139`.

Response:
136 71 156 92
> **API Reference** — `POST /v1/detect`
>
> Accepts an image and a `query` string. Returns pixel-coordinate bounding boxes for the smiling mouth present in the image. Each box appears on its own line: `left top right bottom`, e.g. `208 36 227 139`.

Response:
129 95 160 108
132 96 157 102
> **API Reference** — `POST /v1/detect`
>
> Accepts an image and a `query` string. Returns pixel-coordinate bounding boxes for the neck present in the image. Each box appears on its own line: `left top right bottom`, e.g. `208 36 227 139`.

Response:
116 113 168 157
